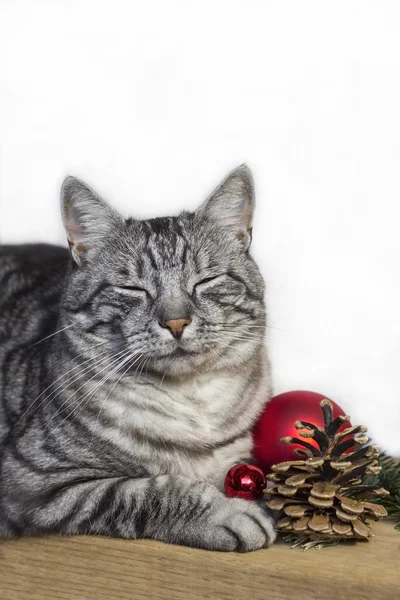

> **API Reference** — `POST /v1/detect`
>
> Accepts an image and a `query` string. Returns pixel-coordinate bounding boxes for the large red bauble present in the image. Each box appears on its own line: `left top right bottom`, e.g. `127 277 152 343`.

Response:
252 390 348 474
224 463 266 501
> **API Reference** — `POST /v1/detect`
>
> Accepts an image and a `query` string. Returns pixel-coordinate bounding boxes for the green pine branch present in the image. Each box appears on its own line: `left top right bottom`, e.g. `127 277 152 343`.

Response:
363 454 400 531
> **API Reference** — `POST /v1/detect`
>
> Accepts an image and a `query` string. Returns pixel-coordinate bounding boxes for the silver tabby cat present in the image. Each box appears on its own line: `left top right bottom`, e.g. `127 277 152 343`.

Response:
0 165 275 551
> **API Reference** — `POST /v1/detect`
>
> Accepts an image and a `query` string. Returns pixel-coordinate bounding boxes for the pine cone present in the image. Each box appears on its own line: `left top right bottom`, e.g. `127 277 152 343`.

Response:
266 399 389 539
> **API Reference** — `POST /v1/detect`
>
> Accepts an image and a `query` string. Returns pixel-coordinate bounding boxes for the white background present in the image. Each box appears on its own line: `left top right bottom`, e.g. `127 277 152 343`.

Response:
1 1 399 453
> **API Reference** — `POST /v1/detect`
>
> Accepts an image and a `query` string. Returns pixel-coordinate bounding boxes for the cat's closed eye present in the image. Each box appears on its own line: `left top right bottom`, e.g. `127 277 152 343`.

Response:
114 285 150 298
194 274 225 289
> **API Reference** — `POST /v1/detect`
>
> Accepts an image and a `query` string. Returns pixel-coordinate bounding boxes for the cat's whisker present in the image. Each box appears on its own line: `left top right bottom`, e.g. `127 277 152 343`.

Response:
206 346 225 364
29 342 127 419
214 332 265 342
66 348 144 421
18 339 112 421
129 355 151 385
43 346 134 430
227 332 264 338
30 322 76 347
143 356 153 379
215 325 265 334
137 355 151 381
44 348 141 440
92 350 145 436
221 331 265 339
210 336 264 346
159 369 168 387
212 323 267 331
77 348 144 410
213 323 265 327
213 322 285 332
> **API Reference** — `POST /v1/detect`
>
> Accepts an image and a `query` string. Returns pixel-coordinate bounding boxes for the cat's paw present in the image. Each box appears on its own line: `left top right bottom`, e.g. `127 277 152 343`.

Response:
205 496 276 552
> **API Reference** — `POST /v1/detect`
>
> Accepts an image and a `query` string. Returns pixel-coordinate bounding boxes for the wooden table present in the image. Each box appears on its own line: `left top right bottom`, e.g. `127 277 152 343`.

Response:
1 521 399 600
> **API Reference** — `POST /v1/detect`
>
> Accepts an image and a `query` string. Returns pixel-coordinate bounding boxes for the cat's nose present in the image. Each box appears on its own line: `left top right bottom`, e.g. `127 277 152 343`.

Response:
161 318 191 339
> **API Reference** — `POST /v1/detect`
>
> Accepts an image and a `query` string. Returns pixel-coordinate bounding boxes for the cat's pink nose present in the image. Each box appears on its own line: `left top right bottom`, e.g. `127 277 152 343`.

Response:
162 318 191 339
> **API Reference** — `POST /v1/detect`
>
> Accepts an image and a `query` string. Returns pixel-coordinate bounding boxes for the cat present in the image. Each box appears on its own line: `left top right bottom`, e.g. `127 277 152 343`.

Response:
0 165 275 551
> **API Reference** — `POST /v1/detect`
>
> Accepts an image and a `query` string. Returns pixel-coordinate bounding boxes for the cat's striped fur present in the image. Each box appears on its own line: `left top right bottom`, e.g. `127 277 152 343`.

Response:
0 166 275 551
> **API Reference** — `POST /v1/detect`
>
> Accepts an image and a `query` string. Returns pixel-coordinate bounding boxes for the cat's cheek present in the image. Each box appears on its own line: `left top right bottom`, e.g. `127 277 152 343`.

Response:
118 309 153 341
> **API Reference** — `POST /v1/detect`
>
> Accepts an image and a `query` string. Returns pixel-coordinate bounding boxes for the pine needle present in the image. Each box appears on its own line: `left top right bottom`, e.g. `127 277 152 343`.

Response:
363 454 400 532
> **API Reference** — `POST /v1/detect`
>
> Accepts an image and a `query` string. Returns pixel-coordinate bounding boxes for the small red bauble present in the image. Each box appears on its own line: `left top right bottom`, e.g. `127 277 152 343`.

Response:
252 390 348 474
224 463 266 501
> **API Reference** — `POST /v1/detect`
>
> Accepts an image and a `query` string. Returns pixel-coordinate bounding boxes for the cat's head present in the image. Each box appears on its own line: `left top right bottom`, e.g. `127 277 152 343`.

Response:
61 166 266 376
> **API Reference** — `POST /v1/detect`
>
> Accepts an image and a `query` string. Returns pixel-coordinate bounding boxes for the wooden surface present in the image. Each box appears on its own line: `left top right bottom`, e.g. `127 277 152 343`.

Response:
0 521 399 600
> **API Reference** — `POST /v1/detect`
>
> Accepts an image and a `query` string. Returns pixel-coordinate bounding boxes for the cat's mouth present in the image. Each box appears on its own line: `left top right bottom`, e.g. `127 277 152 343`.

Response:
155 346 199 359
145 343 207 376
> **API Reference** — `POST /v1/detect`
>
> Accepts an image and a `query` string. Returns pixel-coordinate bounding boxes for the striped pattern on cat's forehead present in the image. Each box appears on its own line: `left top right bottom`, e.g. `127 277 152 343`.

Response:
128 216 193 273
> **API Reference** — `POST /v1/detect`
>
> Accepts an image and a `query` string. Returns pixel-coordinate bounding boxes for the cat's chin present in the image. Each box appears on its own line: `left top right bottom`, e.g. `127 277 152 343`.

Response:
149 350 207 377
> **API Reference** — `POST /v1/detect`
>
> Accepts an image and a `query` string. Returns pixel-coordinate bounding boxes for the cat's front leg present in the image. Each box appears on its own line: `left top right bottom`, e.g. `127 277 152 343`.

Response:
2 471 276 551
141 475 276 551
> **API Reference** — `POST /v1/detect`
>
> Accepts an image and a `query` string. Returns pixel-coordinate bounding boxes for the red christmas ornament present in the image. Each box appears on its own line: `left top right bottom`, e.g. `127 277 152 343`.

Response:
252 390 349 474
224 463 266 501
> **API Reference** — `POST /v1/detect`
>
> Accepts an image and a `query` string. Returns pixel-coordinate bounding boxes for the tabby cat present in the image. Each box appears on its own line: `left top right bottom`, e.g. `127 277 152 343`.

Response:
0 165 275 551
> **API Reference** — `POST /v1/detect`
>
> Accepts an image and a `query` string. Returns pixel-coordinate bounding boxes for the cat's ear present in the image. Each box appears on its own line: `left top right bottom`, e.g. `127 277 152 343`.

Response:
61 176 123 265
197 164 255 250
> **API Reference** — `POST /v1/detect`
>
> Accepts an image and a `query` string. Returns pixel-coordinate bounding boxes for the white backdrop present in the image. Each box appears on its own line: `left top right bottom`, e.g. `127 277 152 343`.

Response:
1 1 399 453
